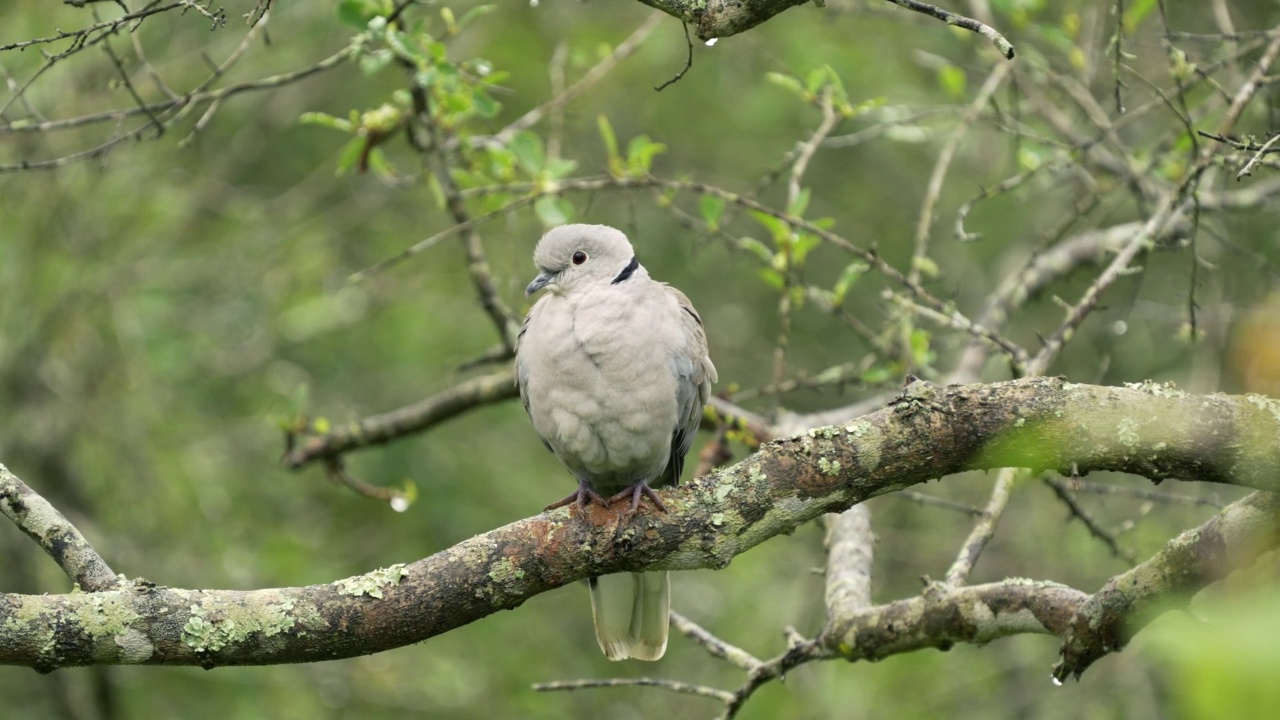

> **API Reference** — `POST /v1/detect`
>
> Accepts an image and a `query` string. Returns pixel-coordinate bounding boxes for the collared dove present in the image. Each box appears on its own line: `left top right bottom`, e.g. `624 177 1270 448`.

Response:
515 224 716 661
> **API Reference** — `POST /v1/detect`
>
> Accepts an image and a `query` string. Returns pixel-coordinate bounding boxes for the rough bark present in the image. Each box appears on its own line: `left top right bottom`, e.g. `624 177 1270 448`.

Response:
1 378 1277 671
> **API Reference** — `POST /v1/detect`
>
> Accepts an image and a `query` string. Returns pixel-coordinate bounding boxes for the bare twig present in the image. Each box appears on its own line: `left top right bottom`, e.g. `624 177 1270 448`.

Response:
0 463 119 592
882 0 1015 59
1043 476 1140 565
654 22 694 91
909 61 1011 285
670 611 762 671
945 467 1019 585
892 490 984 515
533 677 735 704
492 12 663 144
1070 480 1225 508
283 370 518 470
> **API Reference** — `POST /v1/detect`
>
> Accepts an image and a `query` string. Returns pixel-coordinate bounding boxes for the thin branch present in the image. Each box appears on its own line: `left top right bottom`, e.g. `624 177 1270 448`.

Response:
0 463 119 592
888 291 1030 372
1070 480 1224 508
892 490 983 515
533 677 735 704
1043 476 1140 565
413 89 521 350
670 611 762 671
945 467 1018 585
323 460 411 510
653 22 693 91
1028 32 1280 375
492 12 663 144
882 0 1015 59
909 61 1011 285
1235 131 1280 179
282 370 518 470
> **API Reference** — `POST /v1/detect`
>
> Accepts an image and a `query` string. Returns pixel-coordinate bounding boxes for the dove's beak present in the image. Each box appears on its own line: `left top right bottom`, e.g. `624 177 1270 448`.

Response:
525 270 556 296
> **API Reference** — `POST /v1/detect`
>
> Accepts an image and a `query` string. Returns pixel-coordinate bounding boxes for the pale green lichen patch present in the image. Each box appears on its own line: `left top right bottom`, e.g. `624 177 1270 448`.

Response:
845 421 870 437
747 463 767 483
710 512 726 526
846 421 882 472
714 482 735 502
808 425 840 440
335 563 409 599
1245 393 1280 425
74 593 139 637
488 557 525 583
182 606 231 653
1124 380 1187 399
818 458 842 476
1116 417 1141 447
3 596 58 666
182 597 302 654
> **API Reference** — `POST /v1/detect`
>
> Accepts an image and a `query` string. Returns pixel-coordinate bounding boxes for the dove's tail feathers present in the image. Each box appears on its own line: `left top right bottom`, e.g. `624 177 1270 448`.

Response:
589 572 669 661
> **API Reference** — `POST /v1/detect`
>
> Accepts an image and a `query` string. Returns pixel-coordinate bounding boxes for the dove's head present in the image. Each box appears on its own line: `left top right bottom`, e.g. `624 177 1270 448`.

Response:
526 224 641 296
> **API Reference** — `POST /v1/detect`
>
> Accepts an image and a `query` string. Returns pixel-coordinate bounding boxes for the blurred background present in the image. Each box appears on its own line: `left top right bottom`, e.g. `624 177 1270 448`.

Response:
2 1 1279 718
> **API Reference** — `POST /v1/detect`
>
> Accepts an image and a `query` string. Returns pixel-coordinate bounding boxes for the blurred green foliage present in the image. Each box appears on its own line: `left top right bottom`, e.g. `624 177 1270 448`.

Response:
1 1 1278 718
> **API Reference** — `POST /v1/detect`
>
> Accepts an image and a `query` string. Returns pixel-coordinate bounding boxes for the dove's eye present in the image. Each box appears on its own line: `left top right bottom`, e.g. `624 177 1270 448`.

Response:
572 251 587 265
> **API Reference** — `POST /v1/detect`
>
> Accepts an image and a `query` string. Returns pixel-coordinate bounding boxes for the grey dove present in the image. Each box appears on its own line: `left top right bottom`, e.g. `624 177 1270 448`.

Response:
515 224 716 661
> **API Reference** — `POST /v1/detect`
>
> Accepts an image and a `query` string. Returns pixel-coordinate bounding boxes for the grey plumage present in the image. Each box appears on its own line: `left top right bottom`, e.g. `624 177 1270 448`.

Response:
515 224 716 661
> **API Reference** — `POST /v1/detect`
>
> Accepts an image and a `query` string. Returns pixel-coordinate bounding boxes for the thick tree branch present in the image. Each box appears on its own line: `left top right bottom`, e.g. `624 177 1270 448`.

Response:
3 379 1278 671
0 463 119 592
1053 490 1280 681
636 0 812 41
822 579 1088 660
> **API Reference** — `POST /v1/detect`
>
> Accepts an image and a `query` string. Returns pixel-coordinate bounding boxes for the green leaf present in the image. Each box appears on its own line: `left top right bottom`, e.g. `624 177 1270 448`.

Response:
625 135 666 175
909 329 935 367
861 366 892 384
457 5 496 32
335 137 364 175
738 236 774 264
791 233 821 265
534 196 570 226
359 48 394 76
596 115 619 163
471 88 499 118
805 67 829 94
787 187 810 218
700 195 726 230
749 210 788 243
365 147 392 178
509 131 544 174
338 0 372 29
912 255 940 279
832 262 868 302
298 112 349 132
937 65 967 99
758 267 785 290
544 158 578 179
1122 0 1157 33
765 72 804 97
